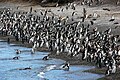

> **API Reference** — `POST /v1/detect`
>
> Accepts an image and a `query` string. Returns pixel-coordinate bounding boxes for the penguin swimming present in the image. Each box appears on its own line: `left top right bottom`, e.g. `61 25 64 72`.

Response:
42 55 49 60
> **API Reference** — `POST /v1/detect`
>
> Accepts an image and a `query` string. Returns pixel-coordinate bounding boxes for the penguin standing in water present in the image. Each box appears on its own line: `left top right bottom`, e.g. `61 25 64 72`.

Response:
31 47 35 54
7 37 10 44
62 62 70 70
16 49 21 54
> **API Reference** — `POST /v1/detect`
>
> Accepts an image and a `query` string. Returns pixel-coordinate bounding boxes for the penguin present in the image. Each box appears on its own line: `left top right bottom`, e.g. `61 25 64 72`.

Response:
42 55 49 60
13 56 19 60
72 11 77 16
109 15 115 22
105 66 111 76
24 67 31 70
7 37 10 44
83 48 88 60
16 49 21 54
62 62 70 70
30 7 32 13
103 8 110 11
31 47 35 54
90 20 94 25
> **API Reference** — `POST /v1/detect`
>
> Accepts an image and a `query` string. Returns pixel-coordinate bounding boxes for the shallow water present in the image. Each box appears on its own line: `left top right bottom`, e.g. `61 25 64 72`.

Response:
0 40 104 80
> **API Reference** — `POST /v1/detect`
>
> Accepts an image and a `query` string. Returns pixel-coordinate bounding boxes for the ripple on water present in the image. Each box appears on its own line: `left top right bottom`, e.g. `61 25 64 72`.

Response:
43 66 104 80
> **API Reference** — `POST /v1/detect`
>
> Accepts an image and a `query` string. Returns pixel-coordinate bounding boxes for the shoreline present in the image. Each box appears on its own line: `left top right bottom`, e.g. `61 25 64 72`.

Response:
1 34 120 80
0 34 109 80
0 35 95 66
